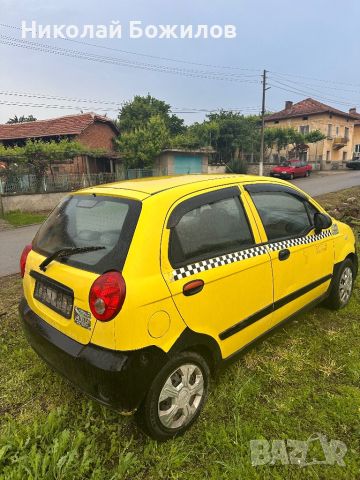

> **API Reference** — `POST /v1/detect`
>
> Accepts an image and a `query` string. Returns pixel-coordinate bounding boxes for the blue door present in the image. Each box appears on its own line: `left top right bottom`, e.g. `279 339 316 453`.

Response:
173 155 202 174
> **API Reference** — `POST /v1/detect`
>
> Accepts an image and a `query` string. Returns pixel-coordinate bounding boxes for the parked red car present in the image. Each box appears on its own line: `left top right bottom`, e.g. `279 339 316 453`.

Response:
270 160 312 180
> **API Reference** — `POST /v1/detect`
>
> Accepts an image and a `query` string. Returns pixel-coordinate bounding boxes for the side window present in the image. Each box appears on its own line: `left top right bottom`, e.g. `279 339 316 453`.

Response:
169 196 254 267
250 191 314 241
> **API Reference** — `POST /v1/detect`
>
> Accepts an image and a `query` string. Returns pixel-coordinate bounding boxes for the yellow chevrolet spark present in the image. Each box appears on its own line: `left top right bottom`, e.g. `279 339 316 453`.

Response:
19 175 357 440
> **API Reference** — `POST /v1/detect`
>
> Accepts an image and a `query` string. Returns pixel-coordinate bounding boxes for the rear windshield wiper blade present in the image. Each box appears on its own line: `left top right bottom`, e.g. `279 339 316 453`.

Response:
39 246 105 272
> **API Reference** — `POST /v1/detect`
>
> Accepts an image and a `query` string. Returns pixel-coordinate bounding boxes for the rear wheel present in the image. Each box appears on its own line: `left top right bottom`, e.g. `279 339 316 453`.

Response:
136 351 210 441
325 259 355 310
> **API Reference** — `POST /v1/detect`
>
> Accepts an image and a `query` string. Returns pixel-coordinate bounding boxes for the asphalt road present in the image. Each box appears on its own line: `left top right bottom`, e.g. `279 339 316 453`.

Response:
0 224 39 277
1 170 359 277
291 170 360 196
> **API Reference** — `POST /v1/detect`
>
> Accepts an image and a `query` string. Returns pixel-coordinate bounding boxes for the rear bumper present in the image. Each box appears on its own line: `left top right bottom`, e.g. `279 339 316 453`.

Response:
19 298 168 413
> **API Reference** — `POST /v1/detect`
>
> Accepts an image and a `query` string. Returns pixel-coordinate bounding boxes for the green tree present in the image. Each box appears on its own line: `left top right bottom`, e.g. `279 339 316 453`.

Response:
6 114 37 124
115 115 170 168
0 140 104 192
117 94 185 135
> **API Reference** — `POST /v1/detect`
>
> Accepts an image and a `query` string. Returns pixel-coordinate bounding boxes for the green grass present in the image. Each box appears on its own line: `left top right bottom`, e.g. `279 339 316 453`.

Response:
3 211 48 227
0 265 359 479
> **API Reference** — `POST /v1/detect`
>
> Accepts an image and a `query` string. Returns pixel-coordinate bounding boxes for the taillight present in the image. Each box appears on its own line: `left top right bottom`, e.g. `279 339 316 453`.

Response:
20 244 32 278
89 271 126 321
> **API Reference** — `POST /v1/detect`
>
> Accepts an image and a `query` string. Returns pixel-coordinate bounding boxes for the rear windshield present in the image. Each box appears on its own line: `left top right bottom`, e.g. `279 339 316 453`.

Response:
33 195 141 274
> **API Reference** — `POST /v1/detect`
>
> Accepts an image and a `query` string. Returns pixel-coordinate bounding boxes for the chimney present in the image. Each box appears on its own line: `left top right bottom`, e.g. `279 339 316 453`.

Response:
285 101 293 110
349 107 357 115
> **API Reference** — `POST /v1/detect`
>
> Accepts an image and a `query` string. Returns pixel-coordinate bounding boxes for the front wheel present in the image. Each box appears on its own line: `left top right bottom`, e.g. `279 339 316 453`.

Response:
136 351 210 441
325 259 355 310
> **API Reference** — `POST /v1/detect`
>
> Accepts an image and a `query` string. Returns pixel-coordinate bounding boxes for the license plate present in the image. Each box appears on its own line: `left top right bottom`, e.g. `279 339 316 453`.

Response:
34 276 74 319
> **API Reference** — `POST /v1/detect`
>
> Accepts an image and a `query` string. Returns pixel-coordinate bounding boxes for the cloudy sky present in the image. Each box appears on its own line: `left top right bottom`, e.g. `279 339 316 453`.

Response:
0 0 359 124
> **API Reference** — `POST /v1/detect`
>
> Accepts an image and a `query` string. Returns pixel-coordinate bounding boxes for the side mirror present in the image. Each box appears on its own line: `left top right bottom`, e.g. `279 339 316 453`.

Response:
314 212 332 234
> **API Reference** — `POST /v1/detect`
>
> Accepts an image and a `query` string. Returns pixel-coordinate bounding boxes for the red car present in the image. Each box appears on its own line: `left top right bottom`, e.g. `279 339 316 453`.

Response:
270 160 312 180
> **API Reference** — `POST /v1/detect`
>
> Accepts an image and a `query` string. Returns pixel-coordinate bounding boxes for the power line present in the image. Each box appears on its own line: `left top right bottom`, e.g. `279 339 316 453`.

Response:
268 81 358 109
0 22 261 72
0 34 261 84
269 70 360 89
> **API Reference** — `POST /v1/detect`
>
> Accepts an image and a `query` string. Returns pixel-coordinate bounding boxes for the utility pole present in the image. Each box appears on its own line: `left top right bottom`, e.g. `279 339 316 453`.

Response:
259 69 269 176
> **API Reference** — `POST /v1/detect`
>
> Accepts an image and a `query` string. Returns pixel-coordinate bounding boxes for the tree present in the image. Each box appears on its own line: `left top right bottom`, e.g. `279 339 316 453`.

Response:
115 116 170 168
117 94 185 135
0 139 104 192
7 114 37 124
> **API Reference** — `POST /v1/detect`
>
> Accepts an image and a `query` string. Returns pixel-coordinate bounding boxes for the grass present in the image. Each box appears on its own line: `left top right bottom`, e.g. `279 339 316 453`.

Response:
0 192 359 479
3 211 48 227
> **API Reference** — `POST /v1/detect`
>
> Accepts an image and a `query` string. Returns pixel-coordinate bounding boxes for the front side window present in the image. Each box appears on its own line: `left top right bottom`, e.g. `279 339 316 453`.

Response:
169 195 254 267
250 191 317 242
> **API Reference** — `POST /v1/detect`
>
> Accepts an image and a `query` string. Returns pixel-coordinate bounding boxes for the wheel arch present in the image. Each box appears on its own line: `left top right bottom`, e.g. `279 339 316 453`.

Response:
168 327 222 373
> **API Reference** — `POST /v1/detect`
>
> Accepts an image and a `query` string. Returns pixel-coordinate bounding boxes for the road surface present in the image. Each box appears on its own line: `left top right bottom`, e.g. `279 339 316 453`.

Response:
0 224 39 277
0 170 359 277
291 170 360 196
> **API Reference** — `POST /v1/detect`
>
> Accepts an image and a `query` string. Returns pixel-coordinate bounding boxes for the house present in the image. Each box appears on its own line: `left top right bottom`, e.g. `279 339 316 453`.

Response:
265 98 358 169
0 112 120 174
349 108 360 160
154 149 214 175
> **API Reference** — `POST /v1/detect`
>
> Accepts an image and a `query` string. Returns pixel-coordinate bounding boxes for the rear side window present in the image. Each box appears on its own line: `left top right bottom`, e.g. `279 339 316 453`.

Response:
250 191 314 241
169 195 254 267
33 195 141 274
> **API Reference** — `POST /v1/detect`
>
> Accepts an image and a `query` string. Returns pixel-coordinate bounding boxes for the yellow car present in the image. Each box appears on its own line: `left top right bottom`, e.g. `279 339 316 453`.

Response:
19 174 357 440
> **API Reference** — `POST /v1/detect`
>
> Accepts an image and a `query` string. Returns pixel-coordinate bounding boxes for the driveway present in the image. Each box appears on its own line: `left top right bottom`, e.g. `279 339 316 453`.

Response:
0 224 39 277
0 170 359 277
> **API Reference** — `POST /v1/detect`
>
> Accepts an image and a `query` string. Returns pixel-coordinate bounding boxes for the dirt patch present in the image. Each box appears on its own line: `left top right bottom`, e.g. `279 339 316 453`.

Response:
315 186 360 228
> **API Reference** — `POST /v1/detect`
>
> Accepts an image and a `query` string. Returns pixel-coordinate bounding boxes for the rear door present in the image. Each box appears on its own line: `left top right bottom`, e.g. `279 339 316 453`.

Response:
161 185 274 359
245 183 334 328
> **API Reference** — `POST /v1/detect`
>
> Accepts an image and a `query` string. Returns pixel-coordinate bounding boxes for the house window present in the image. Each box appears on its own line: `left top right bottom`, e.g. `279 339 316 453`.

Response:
354 144 360 153
302 116 308 120
342 152 347 161
327 124 333 138
344 127 349 140
299 125 309 135
326 151 331 162
274 121 279 124
335 126 339 136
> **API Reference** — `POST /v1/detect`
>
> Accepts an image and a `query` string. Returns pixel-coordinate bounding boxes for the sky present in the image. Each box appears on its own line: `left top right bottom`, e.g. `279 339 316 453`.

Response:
0 0 359 125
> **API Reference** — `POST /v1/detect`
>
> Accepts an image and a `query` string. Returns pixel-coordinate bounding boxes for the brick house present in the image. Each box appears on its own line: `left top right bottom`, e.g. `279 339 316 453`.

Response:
0 112 120 174
265 98 359 169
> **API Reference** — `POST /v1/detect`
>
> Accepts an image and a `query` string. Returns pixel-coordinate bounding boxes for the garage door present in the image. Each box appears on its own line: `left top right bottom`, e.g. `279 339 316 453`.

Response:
173 155 202 174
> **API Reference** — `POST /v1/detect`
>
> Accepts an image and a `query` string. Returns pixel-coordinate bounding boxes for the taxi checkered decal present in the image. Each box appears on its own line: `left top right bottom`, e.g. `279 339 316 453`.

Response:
172 230 332 281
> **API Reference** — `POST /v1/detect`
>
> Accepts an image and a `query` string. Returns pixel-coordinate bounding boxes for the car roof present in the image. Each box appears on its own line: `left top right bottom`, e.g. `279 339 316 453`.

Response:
79 174 294 201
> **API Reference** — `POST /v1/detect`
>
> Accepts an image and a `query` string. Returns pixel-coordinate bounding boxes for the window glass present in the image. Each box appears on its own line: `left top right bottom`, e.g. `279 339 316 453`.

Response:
169 196 254 267
33 195 141 274
250 191 313 241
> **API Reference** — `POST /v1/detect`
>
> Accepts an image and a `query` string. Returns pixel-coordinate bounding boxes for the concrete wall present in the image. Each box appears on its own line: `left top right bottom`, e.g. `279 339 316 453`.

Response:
246 163 273 176
208 165 227 174
1 192 66 214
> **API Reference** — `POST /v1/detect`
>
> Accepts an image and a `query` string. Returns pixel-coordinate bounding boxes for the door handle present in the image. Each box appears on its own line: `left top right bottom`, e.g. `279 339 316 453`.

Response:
183 279 204 296
278 249 291 261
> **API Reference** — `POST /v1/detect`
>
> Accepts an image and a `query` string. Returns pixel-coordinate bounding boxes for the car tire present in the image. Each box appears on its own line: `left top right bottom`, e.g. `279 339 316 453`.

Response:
325 258 355 310
135 351 210 441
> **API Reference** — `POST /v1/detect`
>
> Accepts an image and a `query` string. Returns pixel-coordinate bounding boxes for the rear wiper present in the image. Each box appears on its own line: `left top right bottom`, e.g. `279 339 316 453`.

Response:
39 246 105 272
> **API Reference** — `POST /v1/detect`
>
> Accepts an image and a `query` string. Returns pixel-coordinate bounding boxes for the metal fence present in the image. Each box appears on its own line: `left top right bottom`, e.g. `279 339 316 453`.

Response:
0 168 168 195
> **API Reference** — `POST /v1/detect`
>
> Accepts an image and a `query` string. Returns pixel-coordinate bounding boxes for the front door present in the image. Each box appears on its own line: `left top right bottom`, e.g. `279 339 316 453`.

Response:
161 185 274 359
245 183 334 328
